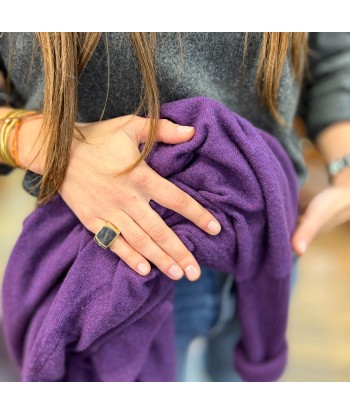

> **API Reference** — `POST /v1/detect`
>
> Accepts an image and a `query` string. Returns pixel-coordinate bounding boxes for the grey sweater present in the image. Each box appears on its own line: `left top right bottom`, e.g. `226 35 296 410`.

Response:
1 32 350 187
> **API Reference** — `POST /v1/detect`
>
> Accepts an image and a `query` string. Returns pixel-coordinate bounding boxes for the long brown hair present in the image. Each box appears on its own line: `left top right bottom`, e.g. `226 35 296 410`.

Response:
4 32 308 206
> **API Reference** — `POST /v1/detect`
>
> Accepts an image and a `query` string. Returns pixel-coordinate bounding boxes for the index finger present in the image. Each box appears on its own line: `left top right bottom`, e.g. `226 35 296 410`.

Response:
148 173 222 235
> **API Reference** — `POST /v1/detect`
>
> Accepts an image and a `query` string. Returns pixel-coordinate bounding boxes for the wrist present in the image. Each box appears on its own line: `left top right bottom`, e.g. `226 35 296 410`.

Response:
316 121 350 163
332 166 350 188
315 121 350 187
17 115 84 177
17 114 45 175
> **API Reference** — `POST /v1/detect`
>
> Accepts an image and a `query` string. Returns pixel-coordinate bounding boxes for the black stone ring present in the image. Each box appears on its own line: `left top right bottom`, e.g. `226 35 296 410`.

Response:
94 221 121 249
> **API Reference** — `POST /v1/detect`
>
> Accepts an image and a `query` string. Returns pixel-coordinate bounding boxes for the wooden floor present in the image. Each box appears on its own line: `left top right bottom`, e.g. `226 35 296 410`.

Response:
282 222 350 381
282 140 350 381
1 142 350 381
0 170 36 279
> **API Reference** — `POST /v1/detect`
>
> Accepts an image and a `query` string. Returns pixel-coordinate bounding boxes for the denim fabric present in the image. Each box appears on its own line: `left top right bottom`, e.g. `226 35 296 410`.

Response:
174 258 299 382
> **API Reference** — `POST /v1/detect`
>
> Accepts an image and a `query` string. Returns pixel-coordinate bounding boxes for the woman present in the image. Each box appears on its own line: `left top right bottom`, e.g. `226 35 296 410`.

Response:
1 32 350 381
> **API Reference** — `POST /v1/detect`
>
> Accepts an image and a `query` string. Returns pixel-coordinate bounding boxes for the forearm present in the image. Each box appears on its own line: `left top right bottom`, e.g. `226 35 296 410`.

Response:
316 121 350 186
0 106 45 175
300 33 350 143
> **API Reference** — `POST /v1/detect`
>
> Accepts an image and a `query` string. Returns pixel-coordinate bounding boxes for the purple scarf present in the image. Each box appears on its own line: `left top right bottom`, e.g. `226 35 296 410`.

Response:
2 97 298 381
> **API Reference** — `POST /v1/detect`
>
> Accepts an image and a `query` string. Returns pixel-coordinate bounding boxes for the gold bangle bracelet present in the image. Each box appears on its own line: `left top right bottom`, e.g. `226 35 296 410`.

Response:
6 120 20 161
0 109 38 167
0 109 34 166
1 117 21 166
0 109 28 121
0 119 17 167
0 109 28 162
10 111 39 169
0 118 14 165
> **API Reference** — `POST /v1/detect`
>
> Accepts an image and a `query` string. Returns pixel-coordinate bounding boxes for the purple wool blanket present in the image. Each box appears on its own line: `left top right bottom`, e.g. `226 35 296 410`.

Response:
2 97 298 382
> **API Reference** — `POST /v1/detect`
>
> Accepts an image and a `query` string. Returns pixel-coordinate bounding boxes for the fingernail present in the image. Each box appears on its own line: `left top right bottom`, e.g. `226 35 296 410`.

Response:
177 125 194 133
208 220 221 234
185 265 200 281
169 264 184 279
137 263 150 276
299 242 307 254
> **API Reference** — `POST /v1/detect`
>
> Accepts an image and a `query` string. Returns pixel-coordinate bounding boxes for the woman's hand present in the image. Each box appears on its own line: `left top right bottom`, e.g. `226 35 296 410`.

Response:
291 171 350 255
58 115 221 281
292 122 350 255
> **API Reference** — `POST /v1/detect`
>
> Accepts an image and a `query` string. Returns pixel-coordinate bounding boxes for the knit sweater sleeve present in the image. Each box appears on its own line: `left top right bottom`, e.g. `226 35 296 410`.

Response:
299 32 350 142
234 275 290 381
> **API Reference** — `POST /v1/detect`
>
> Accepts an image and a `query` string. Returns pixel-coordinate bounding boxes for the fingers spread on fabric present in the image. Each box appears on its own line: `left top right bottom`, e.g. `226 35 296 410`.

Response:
125 199 201 281
93 212 187 281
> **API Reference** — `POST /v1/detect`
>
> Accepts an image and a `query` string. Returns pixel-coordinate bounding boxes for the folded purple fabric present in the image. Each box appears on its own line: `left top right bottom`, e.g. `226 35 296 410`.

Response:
2 97 298 382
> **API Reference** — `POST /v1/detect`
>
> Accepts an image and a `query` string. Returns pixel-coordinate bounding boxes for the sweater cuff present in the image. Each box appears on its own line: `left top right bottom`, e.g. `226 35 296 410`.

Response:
22 170 42 197
234 343 288 382
307 89 350 143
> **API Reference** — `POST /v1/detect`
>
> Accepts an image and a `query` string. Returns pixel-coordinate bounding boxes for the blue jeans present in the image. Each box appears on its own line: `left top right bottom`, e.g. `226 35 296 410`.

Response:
174 260 298 382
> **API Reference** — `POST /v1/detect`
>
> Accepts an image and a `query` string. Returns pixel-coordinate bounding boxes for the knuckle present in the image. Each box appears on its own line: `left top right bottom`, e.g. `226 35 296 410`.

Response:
159 119 173 131
123 114 134 122
118 114 134 125
149 223 168 243
194 208 208 224
82 217 94 232
78 207 94 229
123 250 138 267
136 209 149 223
86 217 100 234
133 117 148 136
172 191 188 210
174 249 190 263
113 191 137 209
128 231 147 249
129 167 152 188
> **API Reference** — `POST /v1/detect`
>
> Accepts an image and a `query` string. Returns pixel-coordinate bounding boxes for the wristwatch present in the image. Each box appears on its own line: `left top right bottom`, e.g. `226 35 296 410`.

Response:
327 155 350 177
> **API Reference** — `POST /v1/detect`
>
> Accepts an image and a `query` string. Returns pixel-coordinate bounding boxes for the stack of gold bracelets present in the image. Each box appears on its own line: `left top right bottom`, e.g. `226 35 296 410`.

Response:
0 109 40 170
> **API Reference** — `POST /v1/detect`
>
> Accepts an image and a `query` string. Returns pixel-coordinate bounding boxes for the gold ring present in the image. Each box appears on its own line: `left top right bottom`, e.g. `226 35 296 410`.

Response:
94 221 121 249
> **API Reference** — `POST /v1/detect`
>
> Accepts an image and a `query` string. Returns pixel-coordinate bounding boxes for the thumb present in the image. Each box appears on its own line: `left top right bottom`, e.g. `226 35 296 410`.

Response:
291 197 329 255
291 212 319 256
132 117 195 144
155 120 195 144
